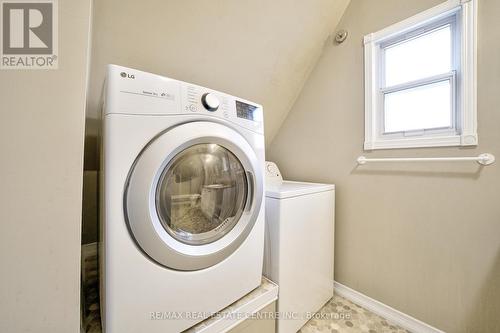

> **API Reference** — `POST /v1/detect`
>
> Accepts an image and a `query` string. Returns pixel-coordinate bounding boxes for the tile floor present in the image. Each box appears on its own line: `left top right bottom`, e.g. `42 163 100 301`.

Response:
82 242 410 333
299 294 410 333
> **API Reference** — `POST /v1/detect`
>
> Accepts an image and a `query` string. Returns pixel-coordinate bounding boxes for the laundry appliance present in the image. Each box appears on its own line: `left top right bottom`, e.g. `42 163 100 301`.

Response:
100 65 265 333
264 162 335 333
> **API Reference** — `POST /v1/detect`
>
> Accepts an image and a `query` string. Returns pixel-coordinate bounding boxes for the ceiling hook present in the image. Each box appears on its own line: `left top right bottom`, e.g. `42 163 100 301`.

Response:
334 29 348 44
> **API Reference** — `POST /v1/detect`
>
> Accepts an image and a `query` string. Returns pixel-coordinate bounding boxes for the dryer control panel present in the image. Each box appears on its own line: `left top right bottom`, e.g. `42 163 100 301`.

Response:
105 64 264 134
265 161 283 187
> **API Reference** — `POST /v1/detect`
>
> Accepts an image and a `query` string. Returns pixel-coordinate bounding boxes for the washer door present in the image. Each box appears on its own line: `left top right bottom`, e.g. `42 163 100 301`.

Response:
125 121 263 271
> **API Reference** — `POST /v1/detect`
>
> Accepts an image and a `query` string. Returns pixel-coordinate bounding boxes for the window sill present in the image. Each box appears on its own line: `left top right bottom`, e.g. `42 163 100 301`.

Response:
364 134 478 150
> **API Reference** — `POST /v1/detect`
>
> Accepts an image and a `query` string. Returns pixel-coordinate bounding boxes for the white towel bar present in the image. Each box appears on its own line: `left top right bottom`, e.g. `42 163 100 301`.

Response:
357 153 495 166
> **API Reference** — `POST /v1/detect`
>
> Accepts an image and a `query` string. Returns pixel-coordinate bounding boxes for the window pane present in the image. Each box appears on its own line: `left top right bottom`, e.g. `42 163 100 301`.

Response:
384 80 452 133
384 25 452 87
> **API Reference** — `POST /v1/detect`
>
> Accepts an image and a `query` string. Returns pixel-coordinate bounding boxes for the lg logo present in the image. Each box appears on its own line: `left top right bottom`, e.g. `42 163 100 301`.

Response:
1 0 58 69
120 72 135 79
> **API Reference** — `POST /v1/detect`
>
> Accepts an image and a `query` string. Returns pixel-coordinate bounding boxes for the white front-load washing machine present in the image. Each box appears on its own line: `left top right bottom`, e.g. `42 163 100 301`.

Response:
100 65 266 333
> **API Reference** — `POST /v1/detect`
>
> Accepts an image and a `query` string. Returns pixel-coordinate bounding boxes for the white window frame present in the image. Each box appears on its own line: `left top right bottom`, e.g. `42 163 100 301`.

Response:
364 0 477 150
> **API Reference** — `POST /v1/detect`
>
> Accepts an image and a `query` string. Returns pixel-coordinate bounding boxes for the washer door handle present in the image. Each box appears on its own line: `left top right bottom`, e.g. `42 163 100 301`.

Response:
245 171 254 212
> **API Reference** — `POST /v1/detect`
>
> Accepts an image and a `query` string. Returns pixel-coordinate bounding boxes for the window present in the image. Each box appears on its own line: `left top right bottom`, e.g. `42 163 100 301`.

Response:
364 0 477 150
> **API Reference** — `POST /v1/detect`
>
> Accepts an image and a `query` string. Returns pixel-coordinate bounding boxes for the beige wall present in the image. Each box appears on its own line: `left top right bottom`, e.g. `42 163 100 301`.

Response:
0 1 92 332
84 0 351 170
268 0 500 332
82 0 351 244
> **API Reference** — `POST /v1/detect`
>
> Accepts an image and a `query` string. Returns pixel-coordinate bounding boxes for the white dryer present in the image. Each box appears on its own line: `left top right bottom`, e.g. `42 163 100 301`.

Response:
264 162 335 333
100 65 266 333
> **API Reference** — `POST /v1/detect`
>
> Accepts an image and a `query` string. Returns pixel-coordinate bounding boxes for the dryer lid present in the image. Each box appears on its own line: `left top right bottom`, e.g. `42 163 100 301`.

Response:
265 161 334 199
266 181 335 199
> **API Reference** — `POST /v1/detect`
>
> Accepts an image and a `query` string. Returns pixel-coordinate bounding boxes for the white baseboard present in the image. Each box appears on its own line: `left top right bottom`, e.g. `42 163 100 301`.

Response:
334 281 445 333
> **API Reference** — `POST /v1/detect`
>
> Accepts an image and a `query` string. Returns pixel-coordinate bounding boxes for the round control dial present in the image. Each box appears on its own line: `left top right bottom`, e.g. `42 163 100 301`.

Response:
201 93 220 112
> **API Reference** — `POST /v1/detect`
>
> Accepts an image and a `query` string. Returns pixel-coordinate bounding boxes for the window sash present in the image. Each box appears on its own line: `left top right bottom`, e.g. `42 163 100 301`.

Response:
379 14 457 53
376 14 459 138
379 15 458 90
379 71 457 136
363 0 477 150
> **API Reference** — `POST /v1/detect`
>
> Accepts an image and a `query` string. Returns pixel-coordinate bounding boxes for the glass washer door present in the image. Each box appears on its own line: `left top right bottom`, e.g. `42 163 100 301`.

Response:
124 120 263 271
156 143 248 245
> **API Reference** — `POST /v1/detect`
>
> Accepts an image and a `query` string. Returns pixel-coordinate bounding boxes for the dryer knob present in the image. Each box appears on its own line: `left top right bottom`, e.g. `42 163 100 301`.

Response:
201 93 220 112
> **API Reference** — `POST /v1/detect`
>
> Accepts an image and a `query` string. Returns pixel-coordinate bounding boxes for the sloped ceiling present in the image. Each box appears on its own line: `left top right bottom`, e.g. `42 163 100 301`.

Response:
86 0 351 154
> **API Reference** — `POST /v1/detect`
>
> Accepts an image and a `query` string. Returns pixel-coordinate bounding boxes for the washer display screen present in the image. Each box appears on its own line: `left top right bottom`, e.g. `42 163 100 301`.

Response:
236 101 258 121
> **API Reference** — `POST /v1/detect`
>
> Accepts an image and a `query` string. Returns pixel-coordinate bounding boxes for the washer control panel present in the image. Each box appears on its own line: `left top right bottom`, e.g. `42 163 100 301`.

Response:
106 64 264 134
265 161 283 186
184 85 231 116
182 83 263 133
201 93 220 111
236 101 258 121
